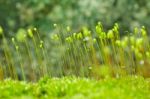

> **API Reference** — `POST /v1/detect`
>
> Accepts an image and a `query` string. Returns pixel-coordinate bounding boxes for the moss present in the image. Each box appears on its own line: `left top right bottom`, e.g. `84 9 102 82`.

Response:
0 76 150 99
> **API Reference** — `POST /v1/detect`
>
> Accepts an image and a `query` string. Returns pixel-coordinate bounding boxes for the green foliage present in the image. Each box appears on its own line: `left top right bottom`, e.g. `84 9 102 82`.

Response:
1 0 150 34
0 76 150 99
0 26 3 35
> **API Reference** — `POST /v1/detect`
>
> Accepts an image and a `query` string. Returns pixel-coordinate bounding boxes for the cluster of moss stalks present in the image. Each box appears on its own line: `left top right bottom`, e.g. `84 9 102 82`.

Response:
0 22 150 81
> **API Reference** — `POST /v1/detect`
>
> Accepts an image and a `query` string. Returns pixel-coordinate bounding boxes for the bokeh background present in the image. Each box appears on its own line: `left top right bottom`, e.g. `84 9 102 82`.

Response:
1 0 150 36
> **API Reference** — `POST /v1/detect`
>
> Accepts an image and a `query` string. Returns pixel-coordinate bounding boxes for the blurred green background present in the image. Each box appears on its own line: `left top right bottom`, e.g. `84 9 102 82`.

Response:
1 0 150 36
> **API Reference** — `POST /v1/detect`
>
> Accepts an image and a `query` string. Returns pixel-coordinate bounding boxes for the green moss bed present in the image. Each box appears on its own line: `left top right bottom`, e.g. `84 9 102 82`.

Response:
0 76 150 99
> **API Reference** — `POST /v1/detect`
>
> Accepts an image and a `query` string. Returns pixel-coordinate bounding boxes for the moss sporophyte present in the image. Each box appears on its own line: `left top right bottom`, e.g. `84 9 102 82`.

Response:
0 23 150 80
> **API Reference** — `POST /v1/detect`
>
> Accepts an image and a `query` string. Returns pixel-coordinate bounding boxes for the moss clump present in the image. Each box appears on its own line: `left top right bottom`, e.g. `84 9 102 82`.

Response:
0 76 150 99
